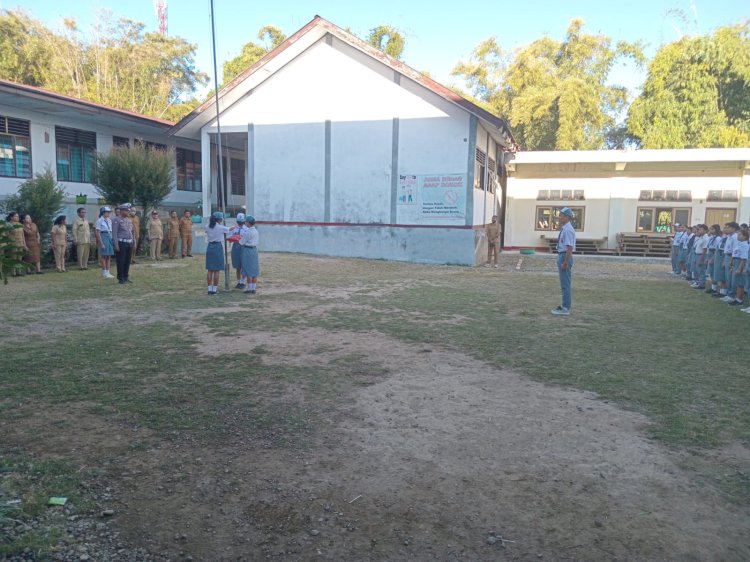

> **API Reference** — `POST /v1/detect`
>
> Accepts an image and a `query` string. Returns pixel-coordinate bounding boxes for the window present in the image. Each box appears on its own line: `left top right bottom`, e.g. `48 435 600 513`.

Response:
636 207 691 233
487 157 496 194
135 139 167 151
0 116 31 178
538 189 585 201
176 148 201 191
113 136 129 148
707 190 739 202
640 189 692 202
55 126 96 183
474 148 486 190
535 206 585 231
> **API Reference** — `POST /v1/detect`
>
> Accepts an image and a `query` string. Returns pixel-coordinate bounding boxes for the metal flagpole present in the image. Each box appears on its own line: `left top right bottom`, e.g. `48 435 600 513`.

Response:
209 0 230 290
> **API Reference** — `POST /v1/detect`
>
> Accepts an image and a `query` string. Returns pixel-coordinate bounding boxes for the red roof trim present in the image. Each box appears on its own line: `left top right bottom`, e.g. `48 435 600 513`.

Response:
169 16 518 150
0 78 175 127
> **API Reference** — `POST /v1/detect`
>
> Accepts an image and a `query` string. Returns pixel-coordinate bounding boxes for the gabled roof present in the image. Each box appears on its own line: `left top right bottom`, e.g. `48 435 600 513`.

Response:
168 16 518 151
0 79 174 133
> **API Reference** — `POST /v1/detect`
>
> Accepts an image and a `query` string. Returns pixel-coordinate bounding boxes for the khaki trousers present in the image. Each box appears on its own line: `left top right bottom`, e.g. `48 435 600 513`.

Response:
181 234 192 257
53 244 66 271
168 237 178 258
487 242 499 265
131 235 139 263
77 243 90 269
150 238 163 260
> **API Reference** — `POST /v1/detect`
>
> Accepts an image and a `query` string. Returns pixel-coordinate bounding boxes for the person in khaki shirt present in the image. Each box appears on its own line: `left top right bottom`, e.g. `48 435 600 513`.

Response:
147 210 165 260
51 215 68 272
72 207 91 270
167 211 180 258
485 215 502 268
179 210 193 257
129 209 141 264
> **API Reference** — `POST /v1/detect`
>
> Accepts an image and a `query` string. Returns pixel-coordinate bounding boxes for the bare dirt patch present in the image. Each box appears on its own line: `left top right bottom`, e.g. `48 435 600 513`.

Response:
9 327 745 561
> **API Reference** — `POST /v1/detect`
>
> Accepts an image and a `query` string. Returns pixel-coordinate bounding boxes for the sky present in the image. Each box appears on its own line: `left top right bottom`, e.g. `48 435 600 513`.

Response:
8 0 750 100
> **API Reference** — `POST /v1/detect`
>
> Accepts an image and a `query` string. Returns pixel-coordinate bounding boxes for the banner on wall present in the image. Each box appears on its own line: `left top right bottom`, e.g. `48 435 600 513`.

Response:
419 174 466 220
397 174 418 205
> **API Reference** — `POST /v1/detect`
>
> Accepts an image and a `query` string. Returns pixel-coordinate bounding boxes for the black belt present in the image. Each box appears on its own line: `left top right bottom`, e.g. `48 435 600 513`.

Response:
243 245 256 248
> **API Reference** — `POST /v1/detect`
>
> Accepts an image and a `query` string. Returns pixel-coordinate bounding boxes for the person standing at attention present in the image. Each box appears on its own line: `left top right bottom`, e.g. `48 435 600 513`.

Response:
147 210 164 261
51 215 68 273
95 206 114 279
179 210 193 258
72 207 91 270
21 214 42 274
167 210 180 259
670 223 684 275
229 212 248 288
204 212 232 295
129 208 141 264
112 203 135 284
485 215 501 268
552 207 576 316
240 215 260 295
6 211 27 276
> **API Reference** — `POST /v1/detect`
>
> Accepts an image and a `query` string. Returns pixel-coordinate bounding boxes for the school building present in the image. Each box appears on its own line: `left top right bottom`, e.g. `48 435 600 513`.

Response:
2 15 749 265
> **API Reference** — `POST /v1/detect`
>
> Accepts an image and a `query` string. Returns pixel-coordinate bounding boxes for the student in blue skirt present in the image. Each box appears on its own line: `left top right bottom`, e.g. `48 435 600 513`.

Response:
204 212 231 295
229 212 249 289
239 215 260 295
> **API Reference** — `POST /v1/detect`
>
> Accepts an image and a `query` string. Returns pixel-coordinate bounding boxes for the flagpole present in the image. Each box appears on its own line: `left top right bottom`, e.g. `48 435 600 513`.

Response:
209 0 230 290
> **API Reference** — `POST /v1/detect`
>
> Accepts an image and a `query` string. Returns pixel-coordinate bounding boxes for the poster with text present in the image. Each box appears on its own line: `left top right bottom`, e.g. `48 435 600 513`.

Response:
397 174 417 205
419 174 466 220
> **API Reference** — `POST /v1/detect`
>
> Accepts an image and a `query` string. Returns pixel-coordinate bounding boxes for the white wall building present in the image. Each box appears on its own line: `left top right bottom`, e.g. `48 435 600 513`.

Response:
505 149 750 251
169 16 517 265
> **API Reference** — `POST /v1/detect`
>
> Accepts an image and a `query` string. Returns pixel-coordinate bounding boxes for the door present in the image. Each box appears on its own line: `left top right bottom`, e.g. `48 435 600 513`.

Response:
705 208 736 226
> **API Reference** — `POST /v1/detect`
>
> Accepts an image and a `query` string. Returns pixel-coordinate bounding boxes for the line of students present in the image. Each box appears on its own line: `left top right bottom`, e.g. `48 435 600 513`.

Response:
203 212 260 295
670 221 750 312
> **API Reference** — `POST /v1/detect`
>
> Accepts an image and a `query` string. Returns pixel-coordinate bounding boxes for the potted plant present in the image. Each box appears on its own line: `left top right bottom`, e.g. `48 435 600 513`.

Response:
75 193 88 204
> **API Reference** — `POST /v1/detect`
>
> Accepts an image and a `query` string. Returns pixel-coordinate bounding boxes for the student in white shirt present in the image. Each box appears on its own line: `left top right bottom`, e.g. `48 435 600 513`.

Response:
690 224 709 290
728 227 748 307
720 222 740 301
239 215 260 295
204 212 231 295
95 206 114 279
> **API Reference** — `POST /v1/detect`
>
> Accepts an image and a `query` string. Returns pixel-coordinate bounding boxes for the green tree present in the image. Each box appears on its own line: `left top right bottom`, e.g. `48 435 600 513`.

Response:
0 9 207 121
3 167 66 237
94 144 175 237
222 25 286 84
367 25 405 59
453 19 644 150
627 22 750 148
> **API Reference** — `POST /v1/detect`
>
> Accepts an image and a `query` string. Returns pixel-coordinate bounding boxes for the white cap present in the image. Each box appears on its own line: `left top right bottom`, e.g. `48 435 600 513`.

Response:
236 212 246 222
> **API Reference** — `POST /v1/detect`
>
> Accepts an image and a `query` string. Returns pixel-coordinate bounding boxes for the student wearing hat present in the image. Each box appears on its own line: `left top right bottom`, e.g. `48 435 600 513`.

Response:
552 207 576 316
95 206 114 279
239 215 260 294
670 223 685 275
229 212 249 288
147 210 164 261
112 203 136 284
204 211 231 294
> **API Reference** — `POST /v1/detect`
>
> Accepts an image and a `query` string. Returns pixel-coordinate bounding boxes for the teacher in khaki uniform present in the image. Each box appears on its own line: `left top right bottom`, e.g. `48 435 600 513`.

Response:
72 207 91 270
167 211 180 258
179 210 193 257
552 207 576 316
129 209 141 264
485 215 501 268
147 210 164 261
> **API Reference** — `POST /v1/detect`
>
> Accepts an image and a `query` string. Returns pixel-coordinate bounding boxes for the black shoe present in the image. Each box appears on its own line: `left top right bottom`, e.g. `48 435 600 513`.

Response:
234 283 243 289
711 292 722 298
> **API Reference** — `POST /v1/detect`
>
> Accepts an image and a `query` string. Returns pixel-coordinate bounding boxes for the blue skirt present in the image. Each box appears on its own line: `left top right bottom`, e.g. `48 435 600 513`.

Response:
100 231 114 256
241 246 260 277
231 243 242 269
205 241 224 271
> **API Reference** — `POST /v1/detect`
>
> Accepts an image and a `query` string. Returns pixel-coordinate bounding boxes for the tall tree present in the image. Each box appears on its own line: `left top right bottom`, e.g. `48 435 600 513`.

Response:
0 9 207 121
627 22 750 148
222 25 286 84
367 25 405 60
453 19 644 150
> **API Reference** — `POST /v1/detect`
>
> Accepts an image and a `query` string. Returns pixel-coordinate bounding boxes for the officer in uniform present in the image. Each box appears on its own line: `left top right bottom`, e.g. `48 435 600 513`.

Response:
167 211 180 258
147 210 165 260
72 207 91 270
129 209 141 264
179 210 193 257
485 215 501 268
112 203 135 284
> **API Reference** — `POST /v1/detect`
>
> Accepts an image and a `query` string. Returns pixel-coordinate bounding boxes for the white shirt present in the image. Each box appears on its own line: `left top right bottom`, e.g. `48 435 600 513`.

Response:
693 233 708 254
672 231 685 246
682 232 694 249
95 216 112 233
205 223 230 243
724 233 738 256
239 226 259 247
736 240 749 260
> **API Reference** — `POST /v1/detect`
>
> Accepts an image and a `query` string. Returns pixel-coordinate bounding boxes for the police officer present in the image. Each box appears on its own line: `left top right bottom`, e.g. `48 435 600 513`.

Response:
179 210 193 257
112 203 135 284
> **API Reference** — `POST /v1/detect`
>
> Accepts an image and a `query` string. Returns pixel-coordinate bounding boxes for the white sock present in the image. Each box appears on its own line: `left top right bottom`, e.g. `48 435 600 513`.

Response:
720 289 727 295
711 284 716 291
250 282 256 290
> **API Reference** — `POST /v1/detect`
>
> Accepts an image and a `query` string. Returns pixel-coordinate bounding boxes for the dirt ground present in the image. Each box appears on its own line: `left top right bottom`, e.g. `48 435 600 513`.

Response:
4 255 750 561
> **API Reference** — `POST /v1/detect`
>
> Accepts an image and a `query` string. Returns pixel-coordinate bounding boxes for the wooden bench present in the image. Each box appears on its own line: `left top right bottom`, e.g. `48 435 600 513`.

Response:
541 235 609 255
616 233 672 257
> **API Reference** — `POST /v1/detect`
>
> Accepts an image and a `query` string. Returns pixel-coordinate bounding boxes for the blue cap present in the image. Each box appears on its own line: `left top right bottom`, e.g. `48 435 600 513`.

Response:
211 211 223 220
560 207 574 218
100 206 111 213
245 215 255 224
